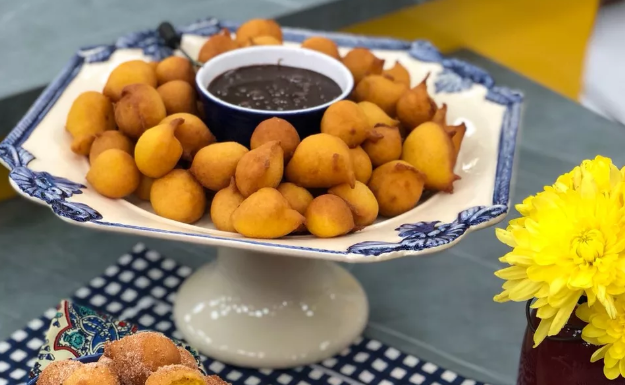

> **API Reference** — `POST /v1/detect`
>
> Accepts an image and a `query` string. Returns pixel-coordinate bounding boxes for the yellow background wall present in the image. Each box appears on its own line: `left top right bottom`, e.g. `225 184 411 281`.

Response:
345 0 600 100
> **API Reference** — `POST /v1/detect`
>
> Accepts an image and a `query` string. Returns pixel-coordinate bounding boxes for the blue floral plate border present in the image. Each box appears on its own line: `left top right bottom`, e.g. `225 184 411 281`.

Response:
0 18 522 260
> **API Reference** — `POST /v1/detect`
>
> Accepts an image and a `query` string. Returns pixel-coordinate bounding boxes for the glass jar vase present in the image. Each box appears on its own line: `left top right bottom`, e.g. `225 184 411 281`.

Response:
518 300 625 385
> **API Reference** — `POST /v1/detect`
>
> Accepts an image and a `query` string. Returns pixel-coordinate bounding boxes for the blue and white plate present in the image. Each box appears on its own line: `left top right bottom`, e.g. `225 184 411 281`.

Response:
0 18 522 262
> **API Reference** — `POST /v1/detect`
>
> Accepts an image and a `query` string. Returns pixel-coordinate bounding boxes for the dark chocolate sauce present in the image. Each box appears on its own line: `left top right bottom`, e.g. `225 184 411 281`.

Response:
208 64 342 111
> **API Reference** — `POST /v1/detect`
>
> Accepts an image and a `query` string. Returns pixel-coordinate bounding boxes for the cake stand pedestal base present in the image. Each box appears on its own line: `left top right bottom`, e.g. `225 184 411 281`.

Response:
173 247 369 369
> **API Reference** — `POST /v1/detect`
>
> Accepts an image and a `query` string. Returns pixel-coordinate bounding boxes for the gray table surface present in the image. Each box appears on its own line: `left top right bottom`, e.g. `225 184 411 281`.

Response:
1 49 624 385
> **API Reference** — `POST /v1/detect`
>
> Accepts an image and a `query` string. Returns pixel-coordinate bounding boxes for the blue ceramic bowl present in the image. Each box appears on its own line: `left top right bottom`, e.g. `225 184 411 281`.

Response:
196 46 354 148
27 354 102 385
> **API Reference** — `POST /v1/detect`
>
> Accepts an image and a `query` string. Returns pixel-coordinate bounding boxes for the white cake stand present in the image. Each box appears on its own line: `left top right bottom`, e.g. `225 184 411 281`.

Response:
0 18 521 370
173 248 368 368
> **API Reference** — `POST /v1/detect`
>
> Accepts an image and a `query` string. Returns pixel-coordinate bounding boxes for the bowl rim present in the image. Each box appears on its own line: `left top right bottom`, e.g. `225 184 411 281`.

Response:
195 45 354 115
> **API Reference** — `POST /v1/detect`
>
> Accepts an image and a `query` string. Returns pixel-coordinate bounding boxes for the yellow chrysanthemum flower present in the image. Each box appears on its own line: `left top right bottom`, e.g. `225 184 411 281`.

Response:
577 298 625 380
494 156 625 346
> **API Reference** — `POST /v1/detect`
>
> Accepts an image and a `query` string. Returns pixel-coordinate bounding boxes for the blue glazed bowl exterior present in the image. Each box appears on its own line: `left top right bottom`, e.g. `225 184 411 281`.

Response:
28 354 102 385
198 93 334 147
195 46 354 148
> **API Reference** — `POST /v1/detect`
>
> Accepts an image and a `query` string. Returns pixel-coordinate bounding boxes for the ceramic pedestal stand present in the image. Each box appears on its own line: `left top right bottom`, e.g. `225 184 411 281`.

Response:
173 247 369 368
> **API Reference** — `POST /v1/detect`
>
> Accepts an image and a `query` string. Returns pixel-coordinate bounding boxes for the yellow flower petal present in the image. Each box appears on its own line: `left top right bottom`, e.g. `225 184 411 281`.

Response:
549 293 580 336
495 228 516 248
576 303 592 322
591 344 611 363
620 356 625 378
495 266 528 280
533 317 553 347
605 351 619 368
537 305 557 319
531 298 549 309
493 292 510 303
605 362 621 380
568 266 597 289
508 279 543 301
584 324 607 339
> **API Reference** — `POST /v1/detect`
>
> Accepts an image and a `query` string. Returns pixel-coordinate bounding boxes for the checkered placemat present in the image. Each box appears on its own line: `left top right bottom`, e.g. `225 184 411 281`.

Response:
0 243 487 385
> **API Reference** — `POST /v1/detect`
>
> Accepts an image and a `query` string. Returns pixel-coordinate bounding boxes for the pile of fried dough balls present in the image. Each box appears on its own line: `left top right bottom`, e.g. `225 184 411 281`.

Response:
36 332 227 385
65 18 465 239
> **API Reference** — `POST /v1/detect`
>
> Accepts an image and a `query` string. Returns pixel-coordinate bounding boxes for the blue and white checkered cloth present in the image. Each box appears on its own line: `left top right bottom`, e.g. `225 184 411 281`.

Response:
0 243 486 385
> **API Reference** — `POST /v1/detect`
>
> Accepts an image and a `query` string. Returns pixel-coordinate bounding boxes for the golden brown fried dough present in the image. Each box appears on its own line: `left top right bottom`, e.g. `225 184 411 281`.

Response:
396 75 437 131
242 35 282 46
342 48 384 84
286 133 355 188
301 37 340 59
231 188 304 238
66 91 116 142
151 170 207 224
250 117 300 161
277 182 314 215
329 181 379 226
177 347 198 371
87 149 140 199
368 160 425 217
134 118 183 178
198 30 238 63
135 174 154 201
103 60 158 102
353 75 408 117
104 332 181 385
70 134 96 156
89 131 134 164
402 121 459 192
305 194 354 238
36 359 82 385
157 80 198 115
115 83 167 139
156 56 195 85
362 125 402 167
191 142 249 191
145 365 205 385
320 100 372 148
430 104 466 159
349 146 373 184
235 19 283 46
383 61 411 87
63 363 119 385
357 101 399 128
204 375 230 385
161 113 215 161
235 141 283 197
210 178 245 232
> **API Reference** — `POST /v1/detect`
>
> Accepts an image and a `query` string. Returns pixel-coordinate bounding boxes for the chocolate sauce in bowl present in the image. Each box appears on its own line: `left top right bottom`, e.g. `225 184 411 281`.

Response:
207 64 342 111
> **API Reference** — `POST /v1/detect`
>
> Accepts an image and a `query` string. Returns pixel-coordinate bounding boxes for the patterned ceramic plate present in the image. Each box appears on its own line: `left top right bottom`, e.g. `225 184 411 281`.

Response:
0 18 522 262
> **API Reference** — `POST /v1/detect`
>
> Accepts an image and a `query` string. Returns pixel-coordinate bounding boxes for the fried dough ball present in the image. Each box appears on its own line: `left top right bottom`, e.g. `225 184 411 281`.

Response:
103 60 157 102
177 347 198 371
190 142 249 191
135 174 154 201
86 149 140 199
242 35 282 46
157 80 198 115
235 19 283 46
277 182 313 215
115 83 167 139
235 141 283 197
36 359 82 385
161 113 216 161
198 30 238 63
145 365 205 385
70 134 97 156
204 375 230 385
89 130 134 164
320 100 371 148
231 188 305 238
329 181 379 226
134 118 183 178
362 125 403 167
305 194 354 238
353 75 408 117
396 75 437 131
210 178 245 232
349 146 373 184
63 362 119 385
156 56 195 85
250 117 300 161
104 332 181 385
66 91 116 148
301 37 340 59
342 48 384 84
383 61 411 87
368 160 425 217
151 170 207 224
